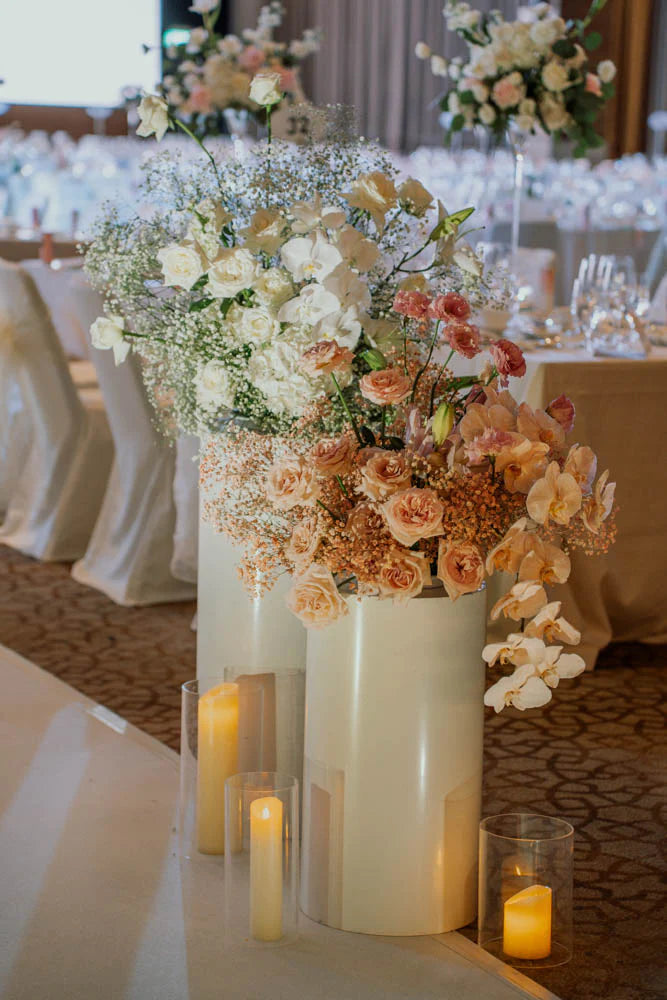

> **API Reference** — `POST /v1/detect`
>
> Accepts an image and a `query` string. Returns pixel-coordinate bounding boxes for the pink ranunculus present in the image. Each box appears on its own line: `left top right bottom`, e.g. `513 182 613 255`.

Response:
187 83 214 113
265 454 321 510
437 539 485 601
310 436 355 477
490 338 527 379
392 289 431 319
447 320 481 359
546 393 575 433
358 448 412 500
585 73 602 97
300 340 354 377
278 67 298 93
428 292 471 322
286 564 349 628
382 487 444 547
377 548 431 604
360 367 412 406
238 45 266 73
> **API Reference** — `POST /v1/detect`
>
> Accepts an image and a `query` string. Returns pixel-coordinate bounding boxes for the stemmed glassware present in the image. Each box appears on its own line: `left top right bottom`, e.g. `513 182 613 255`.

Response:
571 254 650 357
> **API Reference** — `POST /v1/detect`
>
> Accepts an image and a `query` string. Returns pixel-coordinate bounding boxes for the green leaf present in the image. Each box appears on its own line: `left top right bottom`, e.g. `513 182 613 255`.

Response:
429 206 475 242
190 273 209 292
359 426 377 447
385 436 405 451
220 297 234 318
552 38 577 58
450 113 465 133
584 31 602 51
360 348 387 371
189 297 214 312
459 90 476 105
601 82 615 99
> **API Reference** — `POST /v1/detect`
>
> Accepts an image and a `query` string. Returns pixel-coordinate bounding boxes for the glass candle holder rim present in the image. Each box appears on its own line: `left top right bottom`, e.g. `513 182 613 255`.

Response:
226 770 299 796
480 812 574 843
182 677 271 697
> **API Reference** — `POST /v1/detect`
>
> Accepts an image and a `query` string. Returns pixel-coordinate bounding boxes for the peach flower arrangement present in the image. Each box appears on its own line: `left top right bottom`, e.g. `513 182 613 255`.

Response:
201 282 616 714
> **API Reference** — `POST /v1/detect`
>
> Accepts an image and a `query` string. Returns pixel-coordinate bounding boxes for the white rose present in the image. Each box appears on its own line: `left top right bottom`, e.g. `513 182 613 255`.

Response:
540 93 570 132
189 0 218 11
253 267 294 308
196 360 235 411
136 94 170 142
519 98 536 116
430 55 448 77
415 42 431 60
249 71 282 106
90 314 130 366
157 243 205 290
466 78 489 103
207 248 260 298
516 114 535 131
218 34 243 56
186 27 208 52
479 102 497 125
529 17 565 49
467 46 497 78
234 304 280 344
542 60 571 93
598 60 616 84
448 59 462 81
186 199 232 260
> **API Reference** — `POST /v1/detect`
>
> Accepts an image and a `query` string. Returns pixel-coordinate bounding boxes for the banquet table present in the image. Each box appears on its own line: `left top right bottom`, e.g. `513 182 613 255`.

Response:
0 644 558 1000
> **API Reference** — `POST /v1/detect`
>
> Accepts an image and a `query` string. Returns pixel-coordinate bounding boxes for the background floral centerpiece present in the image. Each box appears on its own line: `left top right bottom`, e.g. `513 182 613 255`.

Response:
128 1 321 139
417 0 616 156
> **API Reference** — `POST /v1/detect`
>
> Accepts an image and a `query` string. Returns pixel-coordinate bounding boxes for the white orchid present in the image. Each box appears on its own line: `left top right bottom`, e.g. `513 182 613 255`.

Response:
277 284 340 326
290 195 346 234
535 649 585 688
334 226 380 272
484 664 552 713
281 232 343 283
490 580 548 622
482 634 547 668
524 602 581 645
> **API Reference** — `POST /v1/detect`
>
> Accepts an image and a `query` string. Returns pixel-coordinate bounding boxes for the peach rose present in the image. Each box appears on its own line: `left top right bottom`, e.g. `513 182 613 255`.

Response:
492 75 524 109
238 45 266 73
311 436 355 477
300 339 354 377
377 549 431 604
437 539 485 601
346 501 386 539
187 84 213 113
360 368 412 406
585 73 602 97
358 448 412 500
265 454 321 510
382 487 444 547
286 564 349 629
286 517 321 569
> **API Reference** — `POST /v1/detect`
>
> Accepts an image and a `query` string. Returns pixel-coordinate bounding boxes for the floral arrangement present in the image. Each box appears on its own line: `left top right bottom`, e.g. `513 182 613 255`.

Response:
416 0 616 156
136 1 321 139
86 99 616 714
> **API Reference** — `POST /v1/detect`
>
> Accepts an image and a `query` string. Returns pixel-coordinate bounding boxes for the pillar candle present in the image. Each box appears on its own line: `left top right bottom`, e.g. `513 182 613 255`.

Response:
503 884 552 960
196 682 239 855
250 796 283 942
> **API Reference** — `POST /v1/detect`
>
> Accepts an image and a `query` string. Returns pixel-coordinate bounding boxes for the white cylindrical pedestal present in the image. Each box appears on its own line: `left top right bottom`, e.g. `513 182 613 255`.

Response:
196 517 306 784
301 586 486 936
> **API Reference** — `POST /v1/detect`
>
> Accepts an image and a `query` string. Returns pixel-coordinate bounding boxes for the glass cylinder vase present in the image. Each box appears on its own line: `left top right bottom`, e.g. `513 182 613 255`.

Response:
478 813 574 968
224 772 299 946
179 675 266 860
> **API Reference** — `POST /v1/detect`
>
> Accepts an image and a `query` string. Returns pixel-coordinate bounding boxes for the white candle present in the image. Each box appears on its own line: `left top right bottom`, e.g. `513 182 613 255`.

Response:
196 682 239 855
250 796 283 942
503 883 552 960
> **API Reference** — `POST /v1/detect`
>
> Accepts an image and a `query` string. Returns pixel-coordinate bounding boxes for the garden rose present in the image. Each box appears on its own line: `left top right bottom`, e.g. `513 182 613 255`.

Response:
492 74 524 109
437 540 485 601
136 94 170 141
286 564 348 628
358 449 412 501
597 60 616 83
310 436 355 477
585 73 602 97
249 71 282 106
542 60 570 93
360 368 412 406
90 314 129 366
540 93 570 132
285 518 321 569
382 487 444 546
265 454 321 510
196 360 235 410
490 338 526 378
346 501 385 540
377 549 431 604
393 289 431 319
207 248 261 298
300 340 354 378
253 267 294 308
234 305 280 345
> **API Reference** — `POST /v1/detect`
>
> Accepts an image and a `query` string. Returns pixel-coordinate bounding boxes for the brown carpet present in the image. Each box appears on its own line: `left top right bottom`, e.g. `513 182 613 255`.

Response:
1 543 665 1000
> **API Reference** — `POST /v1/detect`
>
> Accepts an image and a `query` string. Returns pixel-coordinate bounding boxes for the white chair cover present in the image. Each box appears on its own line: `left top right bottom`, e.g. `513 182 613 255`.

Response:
171 434 199 585
69 273 196 605
649 273 667 323
0 261 113 560
21 259 91 360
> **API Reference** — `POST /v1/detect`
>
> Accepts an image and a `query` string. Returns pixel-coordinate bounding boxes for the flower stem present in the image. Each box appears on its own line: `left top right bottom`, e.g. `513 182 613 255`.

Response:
335 474 349 498
317 498 343 522
429 347 454 416
172 118 223 195
331 373 364 447
411 320 441 402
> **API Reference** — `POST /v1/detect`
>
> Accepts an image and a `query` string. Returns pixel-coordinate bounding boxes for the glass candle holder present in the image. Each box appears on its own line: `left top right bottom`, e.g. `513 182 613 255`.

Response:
180 676 265 860
478 813 574 968
224 772 299 946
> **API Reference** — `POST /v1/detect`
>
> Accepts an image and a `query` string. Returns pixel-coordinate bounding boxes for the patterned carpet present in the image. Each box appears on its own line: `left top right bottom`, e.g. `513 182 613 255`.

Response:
1 543 665 1000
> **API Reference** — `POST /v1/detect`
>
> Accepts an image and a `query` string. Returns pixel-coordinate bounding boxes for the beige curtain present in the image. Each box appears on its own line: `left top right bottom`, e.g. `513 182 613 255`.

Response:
232 0 516 150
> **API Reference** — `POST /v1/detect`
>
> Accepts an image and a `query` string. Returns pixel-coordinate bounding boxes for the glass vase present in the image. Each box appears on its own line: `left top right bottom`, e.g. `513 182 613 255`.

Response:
478 813 574 968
